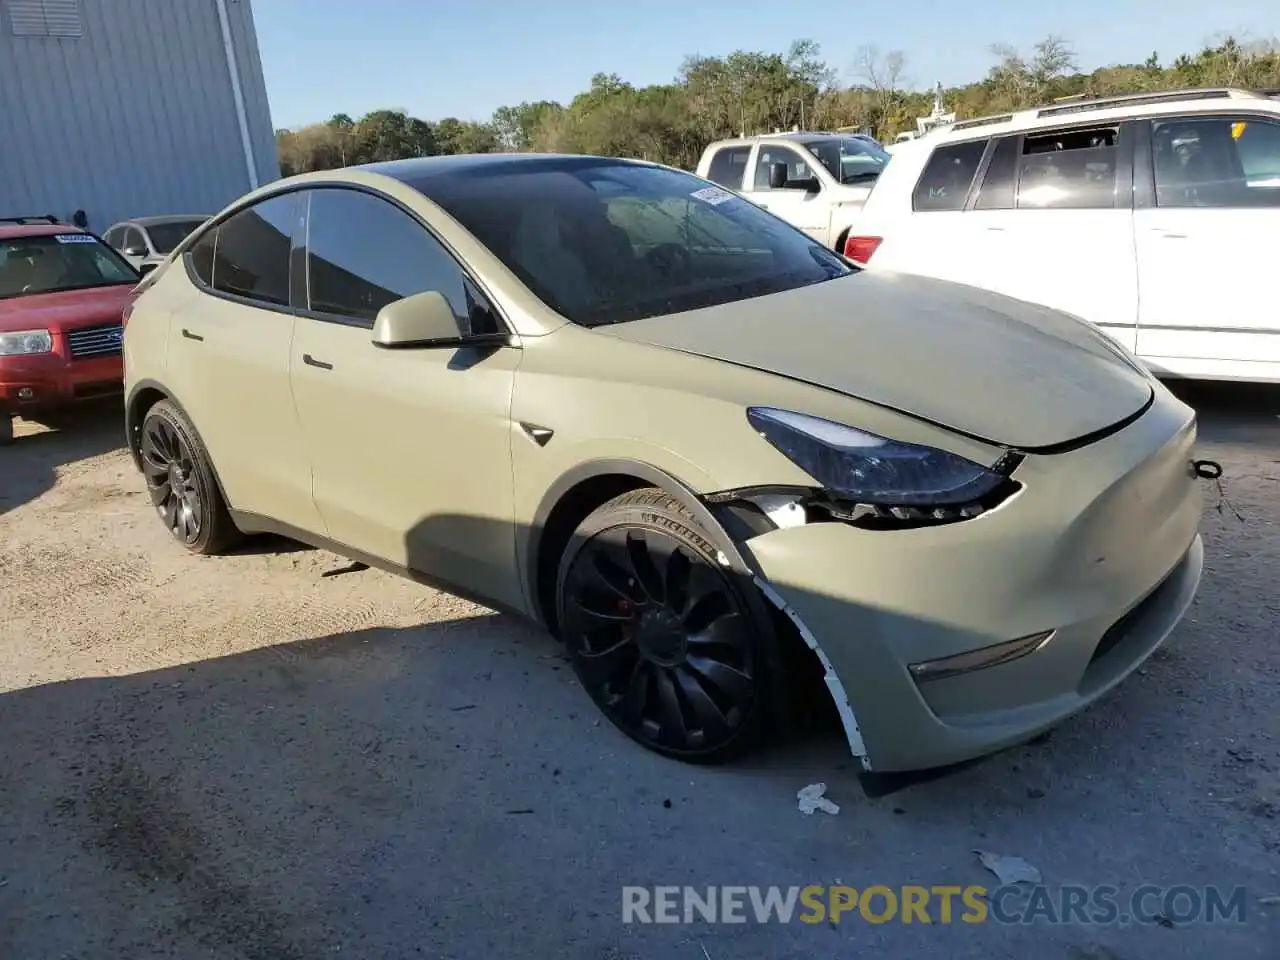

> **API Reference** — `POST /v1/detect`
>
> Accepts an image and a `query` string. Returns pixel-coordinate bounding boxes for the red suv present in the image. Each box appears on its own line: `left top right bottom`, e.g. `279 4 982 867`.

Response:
0 217 141 444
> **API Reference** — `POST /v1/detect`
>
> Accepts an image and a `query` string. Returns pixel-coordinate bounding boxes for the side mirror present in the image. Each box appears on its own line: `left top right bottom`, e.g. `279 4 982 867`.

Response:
137 262 157 277
123 246 147 257
371 290 510 350
767 162 789 189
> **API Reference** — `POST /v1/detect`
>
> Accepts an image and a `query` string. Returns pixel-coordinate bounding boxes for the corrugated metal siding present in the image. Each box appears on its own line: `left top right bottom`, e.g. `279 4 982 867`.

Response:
0 0 280 232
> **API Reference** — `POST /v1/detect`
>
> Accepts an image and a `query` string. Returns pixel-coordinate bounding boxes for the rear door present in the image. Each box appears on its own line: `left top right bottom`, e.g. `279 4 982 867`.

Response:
288 186 523 607
960 123 1139 352
167 193 323 532
1132 112 1280 379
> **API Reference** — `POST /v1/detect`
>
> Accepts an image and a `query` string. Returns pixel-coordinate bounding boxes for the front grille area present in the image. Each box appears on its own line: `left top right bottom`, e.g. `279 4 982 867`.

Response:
66 324 124 359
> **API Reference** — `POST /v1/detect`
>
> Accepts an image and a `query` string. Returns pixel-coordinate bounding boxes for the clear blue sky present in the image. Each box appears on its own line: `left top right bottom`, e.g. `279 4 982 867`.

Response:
253 0 1275 129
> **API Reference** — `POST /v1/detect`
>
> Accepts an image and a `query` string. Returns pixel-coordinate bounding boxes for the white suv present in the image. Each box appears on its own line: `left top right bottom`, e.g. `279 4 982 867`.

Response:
848 88 1280 383
695 132 891 251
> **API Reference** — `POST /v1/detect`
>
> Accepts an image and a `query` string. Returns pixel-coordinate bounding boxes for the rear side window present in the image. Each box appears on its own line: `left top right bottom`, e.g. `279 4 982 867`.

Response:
208 194 298 305
912 140 987 211
705 146 750 189
1016 126 1118 209
974 137 1019 210
303 187 493 330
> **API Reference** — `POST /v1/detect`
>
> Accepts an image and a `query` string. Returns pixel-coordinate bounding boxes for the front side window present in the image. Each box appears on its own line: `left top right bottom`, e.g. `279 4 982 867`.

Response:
1016 126 1118 210
148 219 205 255
412 156 851 327
303 187 494 331
0 234 137 299
207 194 298 305
912 140 987 212
802 136 890 185
1152 116 1280 208
753 145 817 191
705 146 751 190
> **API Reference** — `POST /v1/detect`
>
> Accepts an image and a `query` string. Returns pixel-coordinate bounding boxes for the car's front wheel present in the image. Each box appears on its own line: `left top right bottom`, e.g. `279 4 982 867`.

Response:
139 400 239 555
556 488 784 763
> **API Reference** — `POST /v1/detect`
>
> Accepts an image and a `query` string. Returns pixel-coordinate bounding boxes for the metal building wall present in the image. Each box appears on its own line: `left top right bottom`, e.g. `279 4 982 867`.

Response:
0 0 279 232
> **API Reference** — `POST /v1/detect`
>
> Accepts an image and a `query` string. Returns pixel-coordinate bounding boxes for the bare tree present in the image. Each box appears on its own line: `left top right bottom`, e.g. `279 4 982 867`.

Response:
853 45 909 133
1029 35 1078 89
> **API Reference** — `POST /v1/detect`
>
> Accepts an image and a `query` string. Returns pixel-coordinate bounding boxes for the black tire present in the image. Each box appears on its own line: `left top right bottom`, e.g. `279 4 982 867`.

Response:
556 487 788 763
138 400 240 555
0 416 12 446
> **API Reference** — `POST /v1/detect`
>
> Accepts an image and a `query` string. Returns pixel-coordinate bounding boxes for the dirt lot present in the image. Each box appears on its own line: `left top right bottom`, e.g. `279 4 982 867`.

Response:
1 385 1278 960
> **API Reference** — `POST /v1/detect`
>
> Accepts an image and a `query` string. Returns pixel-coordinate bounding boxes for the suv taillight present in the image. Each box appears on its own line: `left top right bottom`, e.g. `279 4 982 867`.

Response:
844 235 882 263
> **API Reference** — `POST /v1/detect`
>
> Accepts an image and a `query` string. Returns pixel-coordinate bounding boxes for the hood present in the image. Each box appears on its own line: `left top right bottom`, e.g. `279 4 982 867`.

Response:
597 271 1153 451
0 284 135 333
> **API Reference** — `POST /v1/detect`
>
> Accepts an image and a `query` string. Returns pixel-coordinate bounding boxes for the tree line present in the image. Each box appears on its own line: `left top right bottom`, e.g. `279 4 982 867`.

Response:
276 35 1280 176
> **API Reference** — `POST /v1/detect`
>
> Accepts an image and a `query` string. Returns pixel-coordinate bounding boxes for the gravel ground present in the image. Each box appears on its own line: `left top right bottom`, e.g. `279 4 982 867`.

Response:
0 384 1277 960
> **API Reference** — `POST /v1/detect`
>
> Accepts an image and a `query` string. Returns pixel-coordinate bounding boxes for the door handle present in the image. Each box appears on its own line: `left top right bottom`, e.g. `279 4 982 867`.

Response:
181 328 203 342
985 226 1005 232
302 353 333 370
1151 229 1187 239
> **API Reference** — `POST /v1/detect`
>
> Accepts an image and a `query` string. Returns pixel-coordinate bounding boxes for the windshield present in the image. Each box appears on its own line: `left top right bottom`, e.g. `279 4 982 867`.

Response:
803 137 891 184
413 157 852 327
0 234 138 299
147 220 205 254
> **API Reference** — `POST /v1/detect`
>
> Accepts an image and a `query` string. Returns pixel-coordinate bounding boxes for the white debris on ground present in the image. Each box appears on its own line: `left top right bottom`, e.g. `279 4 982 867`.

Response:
974 850 1042 885
797 782 840 816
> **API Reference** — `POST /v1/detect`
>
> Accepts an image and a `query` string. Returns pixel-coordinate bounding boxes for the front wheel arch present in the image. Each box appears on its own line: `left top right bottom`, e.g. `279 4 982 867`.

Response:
527 459 756 635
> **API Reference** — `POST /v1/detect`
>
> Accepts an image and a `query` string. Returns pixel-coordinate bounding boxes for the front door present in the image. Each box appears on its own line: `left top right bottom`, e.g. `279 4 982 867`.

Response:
740 144 831 242
1133 113 1280 379
287 186 524 609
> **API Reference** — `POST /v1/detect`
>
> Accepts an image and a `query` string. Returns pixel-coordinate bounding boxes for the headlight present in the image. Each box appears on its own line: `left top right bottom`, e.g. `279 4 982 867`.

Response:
746 407 1007 508
0 330 53 356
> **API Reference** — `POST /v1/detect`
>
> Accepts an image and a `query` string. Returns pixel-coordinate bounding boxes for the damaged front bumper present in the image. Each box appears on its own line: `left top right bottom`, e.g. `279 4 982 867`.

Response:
728 389 1205 773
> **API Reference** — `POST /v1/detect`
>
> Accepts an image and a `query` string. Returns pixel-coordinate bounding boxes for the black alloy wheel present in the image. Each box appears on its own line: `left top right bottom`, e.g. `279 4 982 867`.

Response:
141 413 202 544
138 400 239 555
557 489 782 762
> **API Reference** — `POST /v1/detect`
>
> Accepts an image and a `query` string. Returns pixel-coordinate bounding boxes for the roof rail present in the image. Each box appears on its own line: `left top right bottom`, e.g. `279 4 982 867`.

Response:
0 214 61 225
1035 87 1256 119
950 113 1014 132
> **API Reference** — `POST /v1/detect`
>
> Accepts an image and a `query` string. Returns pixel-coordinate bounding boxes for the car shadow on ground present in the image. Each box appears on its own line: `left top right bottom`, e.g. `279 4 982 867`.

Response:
0 400 126 517
1 587 1273 957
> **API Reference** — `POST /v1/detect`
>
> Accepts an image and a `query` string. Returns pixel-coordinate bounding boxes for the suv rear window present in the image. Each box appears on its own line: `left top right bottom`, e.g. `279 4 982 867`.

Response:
0 234 137 299
705 146 750 189
912 140 987 212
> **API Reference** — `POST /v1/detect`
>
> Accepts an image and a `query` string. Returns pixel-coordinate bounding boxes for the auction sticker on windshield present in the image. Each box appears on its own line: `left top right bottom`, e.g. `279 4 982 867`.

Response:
691 185 735 205
54 234 97 243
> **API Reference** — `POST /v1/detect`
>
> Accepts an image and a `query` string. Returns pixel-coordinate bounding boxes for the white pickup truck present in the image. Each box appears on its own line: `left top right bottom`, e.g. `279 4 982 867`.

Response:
694 132 890 255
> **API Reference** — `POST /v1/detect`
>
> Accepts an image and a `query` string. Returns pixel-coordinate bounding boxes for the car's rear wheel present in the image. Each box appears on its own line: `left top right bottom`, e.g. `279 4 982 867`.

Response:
556 488 784 763
139 400 239 555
